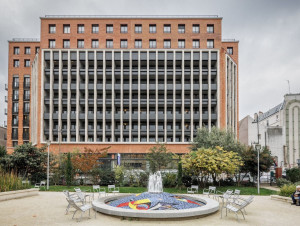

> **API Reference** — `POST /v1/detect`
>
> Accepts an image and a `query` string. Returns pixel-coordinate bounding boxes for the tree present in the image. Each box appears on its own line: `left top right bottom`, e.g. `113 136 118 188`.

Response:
146 143 174 173
181 146 243 186
1 143 48 183
286 167 300 183
177 156 183 188
65 153 73 187
0 146 6 158
191 127 246 154
113 165 124 186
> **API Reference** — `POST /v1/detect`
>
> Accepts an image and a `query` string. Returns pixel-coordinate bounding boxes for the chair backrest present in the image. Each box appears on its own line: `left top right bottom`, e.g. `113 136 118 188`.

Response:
74 187 81 193
191 185 198 190
93 185 100 191
234 189 240 195
108 185 115 189
209 186 216 193
66 198 82 211
40 181 46 186
63 190 70 198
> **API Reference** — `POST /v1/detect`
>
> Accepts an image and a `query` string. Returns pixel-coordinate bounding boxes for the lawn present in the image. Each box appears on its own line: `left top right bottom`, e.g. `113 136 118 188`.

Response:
41 185 278 196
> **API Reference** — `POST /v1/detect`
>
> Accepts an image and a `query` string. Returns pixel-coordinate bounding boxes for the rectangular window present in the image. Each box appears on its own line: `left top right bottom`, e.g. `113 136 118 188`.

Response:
14 47 20 55
135 24 142 33
63 39 70 48
164 39 171 48
24 102 30 114
63 24 70 33
35 47 40 53
12 115 18 126
178 39 185 48
149 24 156 33
106 39 113 48
24 60 30 67
135 39 142 48
24 90 30 100
77 24 84 33
193 24 200 33
193 39 200 48
24 77 30 88
120 39 128 48
149 39 156 48
49 39 55 48
12 129 18 140
227 47 233 55
23 115 29 127
120 24 128 33
207 24 214 33
92 24 99 33
13 77 19 88
106 24 113 33
49 24 56 33
25 47 31 54
13 90 19 100
164 24 171 33
207 39 214 48
77 39 84 48
92 39 99 48
178 24 185 33
13 102 19 113
13 60 19 68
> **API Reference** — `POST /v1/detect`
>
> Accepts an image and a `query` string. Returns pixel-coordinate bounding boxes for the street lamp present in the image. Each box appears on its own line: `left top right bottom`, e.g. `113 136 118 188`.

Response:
46 140 51 190
255 143 261 195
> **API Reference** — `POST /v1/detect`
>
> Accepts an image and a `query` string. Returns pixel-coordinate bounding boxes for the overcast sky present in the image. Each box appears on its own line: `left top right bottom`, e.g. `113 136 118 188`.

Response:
0 0 299 126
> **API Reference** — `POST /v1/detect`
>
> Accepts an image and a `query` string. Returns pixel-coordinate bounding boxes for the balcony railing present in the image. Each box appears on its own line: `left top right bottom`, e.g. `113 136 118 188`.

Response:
5 96 7 102
4 108 7 115
5 84 8 90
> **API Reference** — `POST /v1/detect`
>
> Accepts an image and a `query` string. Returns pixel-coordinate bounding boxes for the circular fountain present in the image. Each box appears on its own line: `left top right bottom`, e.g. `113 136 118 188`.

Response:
92 172 219 219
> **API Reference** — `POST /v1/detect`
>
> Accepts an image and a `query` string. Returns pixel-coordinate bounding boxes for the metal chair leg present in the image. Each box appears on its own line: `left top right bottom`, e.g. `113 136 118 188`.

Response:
240 210 245 220
72 210 77 219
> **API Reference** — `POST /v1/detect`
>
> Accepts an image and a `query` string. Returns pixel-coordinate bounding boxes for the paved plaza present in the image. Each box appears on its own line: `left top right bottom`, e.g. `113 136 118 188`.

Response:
0 192 299 226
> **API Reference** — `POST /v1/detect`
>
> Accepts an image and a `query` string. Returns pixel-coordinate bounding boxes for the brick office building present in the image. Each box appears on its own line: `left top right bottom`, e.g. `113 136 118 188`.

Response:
6 15 239 169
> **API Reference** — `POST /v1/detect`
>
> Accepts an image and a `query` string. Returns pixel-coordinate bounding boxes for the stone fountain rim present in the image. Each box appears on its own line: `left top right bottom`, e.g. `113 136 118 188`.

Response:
92 193 219 219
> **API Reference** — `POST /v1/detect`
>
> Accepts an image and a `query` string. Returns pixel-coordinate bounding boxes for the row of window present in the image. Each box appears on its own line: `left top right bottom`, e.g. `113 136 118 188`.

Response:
13 46 40 55
12 115 30 127
49 39 215 49
12 102 30 114
12 90 30 100
13 59 30 68
49 24 215 35
12 77 30 88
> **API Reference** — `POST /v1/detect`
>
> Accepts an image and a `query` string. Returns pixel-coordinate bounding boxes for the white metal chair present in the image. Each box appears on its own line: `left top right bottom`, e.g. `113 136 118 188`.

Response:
233 195 254 215
63 190 84 214
74 187 92 203
187 185 199 194
108 185 119 194
203 186 216 198
216 189 233 203
66 198 96 222
34 181 46 190
92 185 106 199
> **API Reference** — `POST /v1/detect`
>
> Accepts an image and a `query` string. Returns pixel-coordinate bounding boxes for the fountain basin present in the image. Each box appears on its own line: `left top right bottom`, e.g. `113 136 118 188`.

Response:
92 193 219 219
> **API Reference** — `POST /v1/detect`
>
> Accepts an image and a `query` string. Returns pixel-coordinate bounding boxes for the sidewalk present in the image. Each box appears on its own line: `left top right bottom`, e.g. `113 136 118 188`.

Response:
260 185 280 192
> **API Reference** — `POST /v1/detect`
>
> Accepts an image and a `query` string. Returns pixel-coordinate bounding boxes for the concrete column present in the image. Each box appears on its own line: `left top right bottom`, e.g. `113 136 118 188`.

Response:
208 50 211 131
58 50 62 143
76 51 79 142
67 50 71 142
129 50 132 142
120 50 123 141
111 51 115 142
138 50 141 142
94 50 97 142
102 51 106 142
147 51 149 142
181 50 184 142
85 50 88 142
164 50 167 142
49 50 53 141
191 50 194 141
173 50 176 142
199 50 202 128
155 50 158 142
217 50 220 128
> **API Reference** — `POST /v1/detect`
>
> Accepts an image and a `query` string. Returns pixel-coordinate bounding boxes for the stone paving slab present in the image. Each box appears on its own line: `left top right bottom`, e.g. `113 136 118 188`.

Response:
0 192 300 226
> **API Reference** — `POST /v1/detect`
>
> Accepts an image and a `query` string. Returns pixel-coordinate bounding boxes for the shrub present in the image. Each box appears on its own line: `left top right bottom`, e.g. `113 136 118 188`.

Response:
99 169 115 186
0 169 30 192
182 174 192 187
279 184 296 197
163 173 177 188
114 165 124 186
65 153 73 187
276 178 291 187
286 168 300 183
219 178 235 186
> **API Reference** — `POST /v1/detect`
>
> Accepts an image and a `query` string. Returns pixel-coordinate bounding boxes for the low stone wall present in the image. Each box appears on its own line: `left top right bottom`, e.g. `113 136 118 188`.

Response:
270 195 291 203
0 188 39 202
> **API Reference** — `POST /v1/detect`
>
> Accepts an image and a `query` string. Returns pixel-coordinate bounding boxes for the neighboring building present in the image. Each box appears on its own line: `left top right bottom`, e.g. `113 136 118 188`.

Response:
239 94 300 169
7 15 239 169
0 126 7 147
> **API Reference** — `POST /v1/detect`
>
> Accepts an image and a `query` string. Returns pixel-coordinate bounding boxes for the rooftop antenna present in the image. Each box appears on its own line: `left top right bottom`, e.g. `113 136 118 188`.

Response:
286 80 290 94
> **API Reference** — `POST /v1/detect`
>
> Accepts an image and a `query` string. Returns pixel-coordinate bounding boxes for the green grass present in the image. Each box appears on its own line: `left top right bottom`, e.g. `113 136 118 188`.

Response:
41 185 278 196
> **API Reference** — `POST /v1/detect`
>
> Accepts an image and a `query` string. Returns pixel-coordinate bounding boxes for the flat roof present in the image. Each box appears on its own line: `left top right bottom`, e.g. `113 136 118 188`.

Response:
8 38 40 43
222 39 239 43
41 15 222 19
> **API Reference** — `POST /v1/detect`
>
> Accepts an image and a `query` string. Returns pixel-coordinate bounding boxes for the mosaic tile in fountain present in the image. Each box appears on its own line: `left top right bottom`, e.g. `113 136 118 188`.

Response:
106 192 206 210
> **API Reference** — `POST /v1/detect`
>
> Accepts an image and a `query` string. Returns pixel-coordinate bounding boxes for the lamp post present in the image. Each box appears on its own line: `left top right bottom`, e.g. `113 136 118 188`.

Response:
255 143 261 195
46 140 51 190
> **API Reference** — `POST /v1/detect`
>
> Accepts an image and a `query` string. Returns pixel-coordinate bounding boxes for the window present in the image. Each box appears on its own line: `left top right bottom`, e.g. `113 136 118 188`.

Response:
77 39 84 48
92 39 99 48
13 77 19 88
178 24 185 33
149 39 156 48
106 39 113 48
164 39 171 48
24 90 30 100
106 24 113 33
35 47 40 53
207 39 214 48
12 115 18 126
193 39 200 48
77 24 84 33
164 24 171 33
178 39 185 48
227 47 233 55
12 129 18 140
149 24 156 33
14 47 20 55
24 60 30 67
49 24 56 33
92 24 99 33
207 24 214 33
135 39 142 48
63 24 70 33
135 24 142 33
63 39 70 48
24 102 30 113
120 24 128 33
25 47 31 54
193 24 200 33
12 141 18 147
49 39 55 48
24 77 30 88
13 60 19 68
120 39 128 48
13 90 19 100
13 102 19 113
